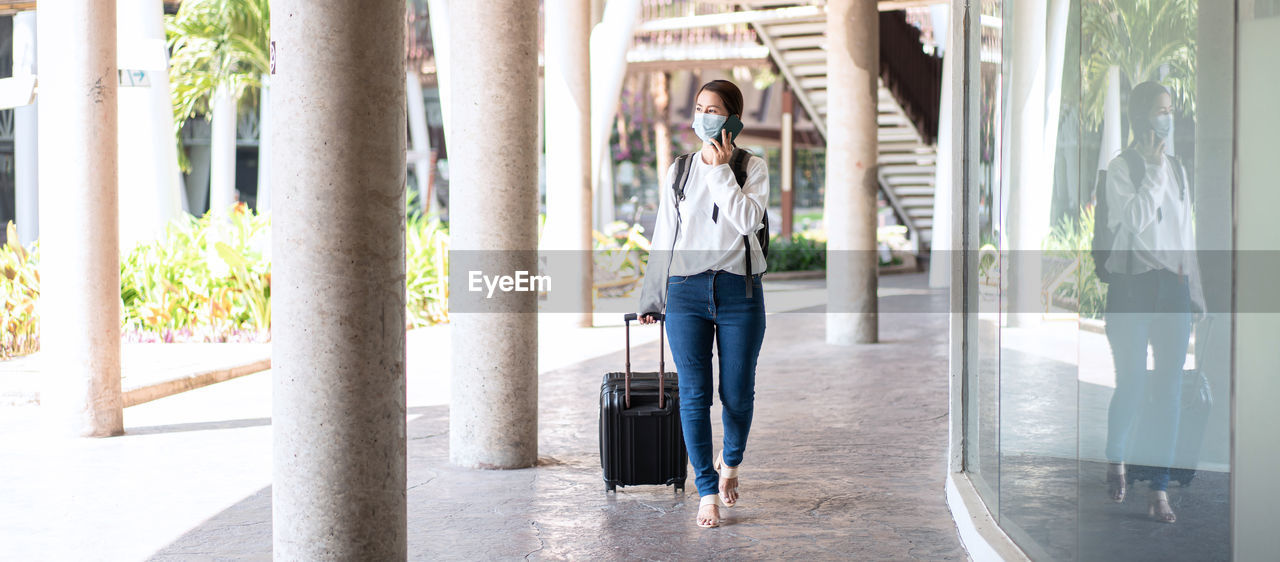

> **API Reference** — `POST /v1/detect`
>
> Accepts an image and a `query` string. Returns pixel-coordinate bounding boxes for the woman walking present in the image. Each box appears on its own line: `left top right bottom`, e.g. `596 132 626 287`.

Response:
637 79 769 528
1100 80 1205 524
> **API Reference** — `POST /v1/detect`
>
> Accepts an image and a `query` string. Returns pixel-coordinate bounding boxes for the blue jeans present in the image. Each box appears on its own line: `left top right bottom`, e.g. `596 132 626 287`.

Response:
665 270 767 498
1104 269 1193 492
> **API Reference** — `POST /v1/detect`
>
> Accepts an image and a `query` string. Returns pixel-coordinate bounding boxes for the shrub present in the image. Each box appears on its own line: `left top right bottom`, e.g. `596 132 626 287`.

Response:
120 203 271 342
1 223 39 359
768 232 826 272
1043 206 1107 318
593 220 650 297
406 212 450 327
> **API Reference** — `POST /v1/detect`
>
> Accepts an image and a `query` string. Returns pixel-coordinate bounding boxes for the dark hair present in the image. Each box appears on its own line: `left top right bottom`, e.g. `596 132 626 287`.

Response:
696 80 744 118
1127 81 1171 144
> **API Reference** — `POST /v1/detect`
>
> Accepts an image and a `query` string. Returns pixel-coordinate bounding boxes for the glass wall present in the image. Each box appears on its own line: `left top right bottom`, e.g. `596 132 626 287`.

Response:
957 0 1252 559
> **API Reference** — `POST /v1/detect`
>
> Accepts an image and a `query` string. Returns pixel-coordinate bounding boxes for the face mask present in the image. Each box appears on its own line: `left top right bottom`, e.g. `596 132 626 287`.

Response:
691 111 727 143
1151 113 1173 138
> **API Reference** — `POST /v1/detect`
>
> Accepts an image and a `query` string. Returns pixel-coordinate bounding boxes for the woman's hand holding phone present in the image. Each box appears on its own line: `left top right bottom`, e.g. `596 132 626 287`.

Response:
1140 130 1166 165
707 128 734 166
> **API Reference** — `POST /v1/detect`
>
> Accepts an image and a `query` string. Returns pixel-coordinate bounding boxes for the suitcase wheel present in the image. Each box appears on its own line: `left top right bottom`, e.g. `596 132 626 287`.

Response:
606 483 616 493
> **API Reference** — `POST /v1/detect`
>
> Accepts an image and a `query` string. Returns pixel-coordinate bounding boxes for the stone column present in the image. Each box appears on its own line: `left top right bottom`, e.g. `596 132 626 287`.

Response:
37 1 123 437
13 11 38 246
271 1 407 559
449 0 541 469
407 70 434 215
926 5 957 290
824 0 879 345
116 0 183 249
929 5 955 289
589 0 641 230
1005 0 1048 326
652 71 672 185
780 84 795 239
256 78 272 213
545 0 594 327
209 85 237 218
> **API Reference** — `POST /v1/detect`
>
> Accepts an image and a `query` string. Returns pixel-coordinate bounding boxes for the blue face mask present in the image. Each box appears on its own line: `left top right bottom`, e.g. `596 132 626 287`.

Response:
691 112 727 143
1151 113 1173 137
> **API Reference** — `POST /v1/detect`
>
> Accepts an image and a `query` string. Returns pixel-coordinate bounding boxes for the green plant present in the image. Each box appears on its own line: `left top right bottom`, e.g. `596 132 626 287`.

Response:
3 202 457 357
1 223 39 359
1082 0 1197 130
767 232 826 272
120 203 271 342
167 0 270 172
593 221 650 297
406 211 450 328
1043 206 1108 318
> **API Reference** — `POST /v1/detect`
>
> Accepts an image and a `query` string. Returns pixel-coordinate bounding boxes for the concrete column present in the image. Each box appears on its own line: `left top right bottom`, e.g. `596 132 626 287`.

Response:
1005 0 1049 325
116 0 183 249
589 0 641 230
449 0 541 469
209 85 237 218
37 1 123 437
407 70 435 216
1099 66 1123 172
271 2 407 559
544 0 593 327
929 4 955 289
1041 0 1070 175
780 84 795 239
13 12 38 246
256 79 271 213
425 0 453 148
651 71 672 192
824 0 879 345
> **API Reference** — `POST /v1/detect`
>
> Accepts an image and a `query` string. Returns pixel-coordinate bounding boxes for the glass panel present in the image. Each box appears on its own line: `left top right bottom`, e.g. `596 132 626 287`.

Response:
1073 0 1232 559
996 0 1082 558
961 0 1237 558
964 0 1005 512
1232 4 1280 557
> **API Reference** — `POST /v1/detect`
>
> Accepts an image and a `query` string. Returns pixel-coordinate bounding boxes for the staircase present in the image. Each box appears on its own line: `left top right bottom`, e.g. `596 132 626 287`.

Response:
745 2 941 248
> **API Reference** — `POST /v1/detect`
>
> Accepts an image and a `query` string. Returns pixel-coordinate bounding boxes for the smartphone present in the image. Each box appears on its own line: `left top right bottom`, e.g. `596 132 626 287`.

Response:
714 115 744 145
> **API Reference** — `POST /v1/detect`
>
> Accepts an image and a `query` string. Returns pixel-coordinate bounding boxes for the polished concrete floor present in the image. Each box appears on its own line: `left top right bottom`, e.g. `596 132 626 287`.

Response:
153 274 963 560
2 274 966 560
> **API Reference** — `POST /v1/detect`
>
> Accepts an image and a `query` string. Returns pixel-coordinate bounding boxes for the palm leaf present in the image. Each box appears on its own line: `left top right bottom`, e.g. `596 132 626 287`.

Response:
167 0 271 172
1080 0 1196 130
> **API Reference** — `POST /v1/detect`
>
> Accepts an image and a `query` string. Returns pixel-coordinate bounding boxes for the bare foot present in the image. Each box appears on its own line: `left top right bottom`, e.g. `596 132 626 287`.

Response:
697 502 720 528
1149 490 1176 523
1107 462 1126 503
715 452 740 507
720 474 739 506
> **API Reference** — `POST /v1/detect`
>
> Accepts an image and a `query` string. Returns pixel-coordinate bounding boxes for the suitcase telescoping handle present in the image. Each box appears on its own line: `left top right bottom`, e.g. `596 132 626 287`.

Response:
623 313 666 410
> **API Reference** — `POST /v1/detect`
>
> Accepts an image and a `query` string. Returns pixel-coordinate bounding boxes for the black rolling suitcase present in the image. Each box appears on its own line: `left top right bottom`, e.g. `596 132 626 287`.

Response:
600 313 687 492
1127 318 1216 487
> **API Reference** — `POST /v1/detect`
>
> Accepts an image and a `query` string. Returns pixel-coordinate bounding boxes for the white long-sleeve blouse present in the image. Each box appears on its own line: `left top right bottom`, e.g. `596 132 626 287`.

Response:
637 150 770 316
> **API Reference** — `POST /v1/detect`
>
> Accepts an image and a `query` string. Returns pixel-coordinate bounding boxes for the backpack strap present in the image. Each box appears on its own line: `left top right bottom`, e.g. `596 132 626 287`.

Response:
672 152 695 208
731 149 757 297
711 148 751 223
1120 148 1145 189
1170 155 1191 201
1115 149 1147 276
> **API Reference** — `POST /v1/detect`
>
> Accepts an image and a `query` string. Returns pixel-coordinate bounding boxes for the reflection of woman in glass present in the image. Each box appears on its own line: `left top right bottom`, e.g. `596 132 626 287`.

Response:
1101 81 1204 523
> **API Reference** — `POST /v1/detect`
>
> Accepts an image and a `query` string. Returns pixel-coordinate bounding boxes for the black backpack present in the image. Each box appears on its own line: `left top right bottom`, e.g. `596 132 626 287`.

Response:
1091 149 1189 284
671 148 769 298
